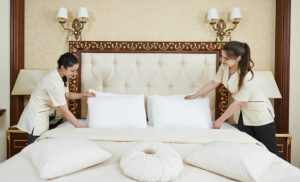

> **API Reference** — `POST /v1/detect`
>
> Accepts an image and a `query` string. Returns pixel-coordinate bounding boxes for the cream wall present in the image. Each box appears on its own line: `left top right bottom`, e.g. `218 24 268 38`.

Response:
24 0 275 72
0 0 10 162
290 0 300 168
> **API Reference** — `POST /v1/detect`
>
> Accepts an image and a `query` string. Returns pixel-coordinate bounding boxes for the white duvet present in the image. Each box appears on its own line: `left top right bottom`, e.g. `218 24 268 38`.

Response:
1 124 300 182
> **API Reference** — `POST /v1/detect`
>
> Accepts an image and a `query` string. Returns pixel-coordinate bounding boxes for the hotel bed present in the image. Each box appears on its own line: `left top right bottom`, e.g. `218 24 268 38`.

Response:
1 41 299 182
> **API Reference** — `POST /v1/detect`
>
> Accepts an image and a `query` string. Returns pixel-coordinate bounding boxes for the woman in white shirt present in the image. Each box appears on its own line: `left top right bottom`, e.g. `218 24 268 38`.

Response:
17 52 95 144
185 41 277 154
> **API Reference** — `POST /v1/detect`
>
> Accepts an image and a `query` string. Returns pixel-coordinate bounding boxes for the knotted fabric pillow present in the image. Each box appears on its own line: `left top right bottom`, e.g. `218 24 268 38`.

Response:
120 142 183 182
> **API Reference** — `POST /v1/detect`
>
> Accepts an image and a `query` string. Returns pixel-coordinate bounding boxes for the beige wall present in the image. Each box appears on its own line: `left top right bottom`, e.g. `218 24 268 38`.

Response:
25 0 275 72
290 0 300 168
0 0 10 161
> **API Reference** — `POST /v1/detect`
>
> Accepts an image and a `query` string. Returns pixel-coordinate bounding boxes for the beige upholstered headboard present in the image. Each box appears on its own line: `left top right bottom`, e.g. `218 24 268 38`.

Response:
68 41 228 120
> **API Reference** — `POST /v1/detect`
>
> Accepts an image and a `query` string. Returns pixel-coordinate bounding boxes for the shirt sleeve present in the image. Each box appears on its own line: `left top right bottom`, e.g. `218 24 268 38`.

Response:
65 85 70 93
214 64 224 83
232 73 254 101
47 84 67 107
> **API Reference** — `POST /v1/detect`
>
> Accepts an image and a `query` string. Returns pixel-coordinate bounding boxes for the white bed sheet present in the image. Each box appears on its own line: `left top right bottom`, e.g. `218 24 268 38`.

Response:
1 127 300 182
56 119 239 131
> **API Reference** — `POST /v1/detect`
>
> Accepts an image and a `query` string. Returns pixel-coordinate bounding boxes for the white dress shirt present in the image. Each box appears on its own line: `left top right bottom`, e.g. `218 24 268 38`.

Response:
214 64 275 126
17 69 69 135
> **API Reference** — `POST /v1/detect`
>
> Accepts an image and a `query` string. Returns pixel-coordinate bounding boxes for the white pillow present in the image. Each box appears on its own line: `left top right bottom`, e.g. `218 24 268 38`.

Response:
147 95 212 128
88 94 147 128
22 137 112 179
185 141 275 181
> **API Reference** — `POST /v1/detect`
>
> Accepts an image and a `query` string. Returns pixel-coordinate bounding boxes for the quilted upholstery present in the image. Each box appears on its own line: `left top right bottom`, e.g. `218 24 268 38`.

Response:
80 53 217 119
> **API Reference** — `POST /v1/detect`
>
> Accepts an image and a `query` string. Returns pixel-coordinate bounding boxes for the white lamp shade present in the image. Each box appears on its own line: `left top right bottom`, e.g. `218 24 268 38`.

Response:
11 69 49 95
230 7 242 20
207 8 219 21
77 7 89 19
254 71 282 98
57 7 68 19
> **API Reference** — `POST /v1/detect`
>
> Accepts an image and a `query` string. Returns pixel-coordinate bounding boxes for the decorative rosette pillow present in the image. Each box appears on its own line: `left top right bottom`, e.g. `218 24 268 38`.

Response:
120 142 183 182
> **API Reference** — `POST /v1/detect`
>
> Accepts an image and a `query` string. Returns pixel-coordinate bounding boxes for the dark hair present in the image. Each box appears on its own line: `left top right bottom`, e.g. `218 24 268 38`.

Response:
57 52 79 87
222 41 254 90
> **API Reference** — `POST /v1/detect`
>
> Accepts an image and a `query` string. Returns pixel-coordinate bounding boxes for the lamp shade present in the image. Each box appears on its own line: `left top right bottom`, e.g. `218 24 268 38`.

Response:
57 7 68 20
254 71 282 98
230 7 242 20
77 7 89 19
11 69 49 95
207 8 219 21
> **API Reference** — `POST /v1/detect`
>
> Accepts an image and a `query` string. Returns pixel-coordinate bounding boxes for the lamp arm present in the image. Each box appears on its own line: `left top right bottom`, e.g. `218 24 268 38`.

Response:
77 22 86 32
59 22 72 31
224 22 238 36
210 22 218 32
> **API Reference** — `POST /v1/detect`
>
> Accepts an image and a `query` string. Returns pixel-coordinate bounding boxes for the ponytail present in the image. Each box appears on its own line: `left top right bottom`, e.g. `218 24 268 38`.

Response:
238 43 254 90
222 41 254 90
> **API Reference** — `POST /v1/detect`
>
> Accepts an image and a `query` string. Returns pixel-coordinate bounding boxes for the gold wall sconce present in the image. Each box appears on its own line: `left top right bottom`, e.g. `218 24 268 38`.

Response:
56 7 89 41
207 7 242 41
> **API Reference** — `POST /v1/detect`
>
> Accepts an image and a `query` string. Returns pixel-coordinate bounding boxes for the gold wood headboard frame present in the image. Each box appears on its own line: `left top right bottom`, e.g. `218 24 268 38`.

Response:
69 41 227 119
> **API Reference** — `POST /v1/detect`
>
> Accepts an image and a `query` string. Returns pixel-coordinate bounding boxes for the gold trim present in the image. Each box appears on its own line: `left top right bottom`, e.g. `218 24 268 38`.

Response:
275 133 292 162
276 133 292 138
6 130 11 158
219 85 229 114
276 144 284 153
13 140 28 148
6 128 26 134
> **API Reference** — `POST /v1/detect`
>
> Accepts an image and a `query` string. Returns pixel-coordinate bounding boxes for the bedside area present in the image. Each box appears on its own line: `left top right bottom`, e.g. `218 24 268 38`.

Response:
276 133 292 162
6 118 63 158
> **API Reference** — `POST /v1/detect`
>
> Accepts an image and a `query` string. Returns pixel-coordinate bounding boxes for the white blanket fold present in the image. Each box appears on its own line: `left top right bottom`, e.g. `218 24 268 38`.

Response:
39 127 259 144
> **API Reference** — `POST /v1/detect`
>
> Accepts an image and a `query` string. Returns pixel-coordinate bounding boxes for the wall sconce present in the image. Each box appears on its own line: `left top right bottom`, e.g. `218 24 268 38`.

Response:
207 7 242 41
56 7 89 41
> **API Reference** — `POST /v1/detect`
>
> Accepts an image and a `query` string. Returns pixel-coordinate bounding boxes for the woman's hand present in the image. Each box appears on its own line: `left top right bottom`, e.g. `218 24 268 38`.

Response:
213 120 223 129
184 95 195 100
76 124 88 128
82 92 96 98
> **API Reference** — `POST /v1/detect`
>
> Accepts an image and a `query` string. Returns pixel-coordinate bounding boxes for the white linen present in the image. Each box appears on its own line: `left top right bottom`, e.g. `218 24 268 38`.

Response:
39 127 259 144
147 95 212 128
1 128 300 182
22 137 112 179
185 141 275 181
87 94 147 128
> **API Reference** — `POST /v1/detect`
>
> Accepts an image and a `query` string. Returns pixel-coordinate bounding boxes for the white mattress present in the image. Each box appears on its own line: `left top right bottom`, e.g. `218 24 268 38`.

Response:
1 125 299 182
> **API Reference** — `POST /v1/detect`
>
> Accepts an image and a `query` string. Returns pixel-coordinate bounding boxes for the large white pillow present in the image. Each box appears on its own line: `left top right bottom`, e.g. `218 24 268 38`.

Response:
185 141 275 181
88 94 147 128
22 137 112 179
147 95 212 128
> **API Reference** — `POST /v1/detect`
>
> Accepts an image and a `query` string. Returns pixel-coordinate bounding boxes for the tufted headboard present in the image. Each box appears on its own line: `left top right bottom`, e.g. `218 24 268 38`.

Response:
69 41 228 120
